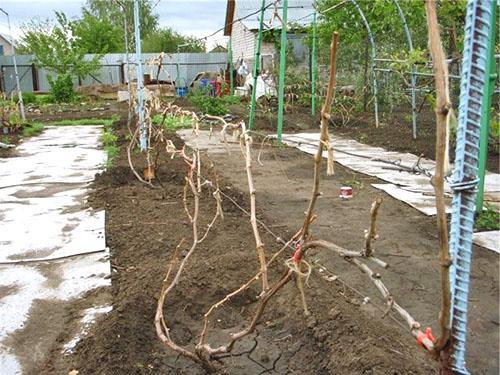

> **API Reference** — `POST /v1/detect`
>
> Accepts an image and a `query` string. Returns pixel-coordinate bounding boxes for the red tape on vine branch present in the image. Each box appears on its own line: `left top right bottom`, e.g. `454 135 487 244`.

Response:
292 243 302 264
417 327 436 349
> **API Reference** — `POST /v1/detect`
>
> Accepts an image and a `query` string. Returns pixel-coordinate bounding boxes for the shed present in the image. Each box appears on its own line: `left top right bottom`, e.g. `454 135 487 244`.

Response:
224 0 314 72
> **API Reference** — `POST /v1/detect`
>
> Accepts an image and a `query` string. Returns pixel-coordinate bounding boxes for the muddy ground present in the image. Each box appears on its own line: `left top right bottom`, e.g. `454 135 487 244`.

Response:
38 117 498 374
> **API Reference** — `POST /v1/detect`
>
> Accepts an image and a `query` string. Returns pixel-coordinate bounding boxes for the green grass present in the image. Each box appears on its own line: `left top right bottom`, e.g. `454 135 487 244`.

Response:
475 205 500 231
1 135 11 144
22 123 44 138
98 118 119 168
29 115 120 129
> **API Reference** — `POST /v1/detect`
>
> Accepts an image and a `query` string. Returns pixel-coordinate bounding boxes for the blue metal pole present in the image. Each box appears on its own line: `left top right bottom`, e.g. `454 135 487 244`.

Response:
276 0 288 143
133 0 147 151
448 1 495 373
392 0 418 139
350 0 379 128
311 11 317 116
228 37 234 96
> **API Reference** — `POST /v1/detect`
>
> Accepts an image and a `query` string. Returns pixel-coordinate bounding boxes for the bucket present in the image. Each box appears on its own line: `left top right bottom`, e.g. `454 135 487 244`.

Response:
176 86 188 97
200 78 210 90
339 186 353 199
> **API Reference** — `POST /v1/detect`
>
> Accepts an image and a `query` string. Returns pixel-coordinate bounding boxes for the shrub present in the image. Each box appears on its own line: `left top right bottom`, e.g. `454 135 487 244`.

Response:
36 95 55 105
48 73 75 103
13 92 37 105
475 205 500 231
153 114 192 130
188 89 228 116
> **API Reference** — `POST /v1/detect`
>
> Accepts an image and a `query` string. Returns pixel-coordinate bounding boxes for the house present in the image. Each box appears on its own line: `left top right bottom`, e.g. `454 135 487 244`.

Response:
224 0 313 73
0 34 14 56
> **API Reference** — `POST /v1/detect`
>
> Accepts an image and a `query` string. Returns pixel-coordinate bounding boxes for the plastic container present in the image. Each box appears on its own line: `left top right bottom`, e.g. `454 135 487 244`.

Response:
199 78 210 91
339 186 353 199
176 86 188 97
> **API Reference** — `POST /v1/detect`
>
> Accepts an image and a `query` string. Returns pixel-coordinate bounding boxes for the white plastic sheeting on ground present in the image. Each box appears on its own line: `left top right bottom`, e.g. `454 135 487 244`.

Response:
472 231 500 255
276 132 500 253
0 126 110 373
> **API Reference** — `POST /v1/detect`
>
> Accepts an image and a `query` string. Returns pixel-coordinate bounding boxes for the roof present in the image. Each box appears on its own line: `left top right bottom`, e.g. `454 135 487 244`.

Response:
224 0 315 36
0 34 13 45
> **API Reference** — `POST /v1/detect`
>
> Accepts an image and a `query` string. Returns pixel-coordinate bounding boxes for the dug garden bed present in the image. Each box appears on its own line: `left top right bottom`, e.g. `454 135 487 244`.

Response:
40 121 438 374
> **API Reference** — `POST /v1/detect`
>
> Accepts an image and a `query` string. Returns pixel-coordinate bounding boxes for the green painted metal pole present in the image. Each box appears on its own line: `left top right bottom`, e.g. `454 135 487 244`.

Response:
311 11 317 116
276 0 288 143
248 0 266 130
228 37 234 96
476 3 497 213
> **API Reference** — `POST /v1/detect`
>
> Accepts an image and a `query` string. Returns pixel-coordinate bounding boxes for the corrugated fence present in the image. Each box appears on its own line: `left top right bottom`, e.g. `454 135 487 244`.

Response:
0 52 228 96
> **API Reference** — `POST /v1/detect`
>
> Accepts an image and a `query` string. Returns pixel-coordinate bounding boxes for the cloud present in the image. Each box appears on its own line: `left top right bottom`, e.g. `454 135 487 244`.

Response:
0 0 229 49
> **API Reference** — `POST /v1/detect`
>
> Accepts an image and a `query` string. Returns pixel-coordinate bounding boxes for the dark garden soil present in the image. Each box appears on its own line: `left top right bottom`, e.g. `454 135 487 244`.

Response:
222 100 499 173
25 101 129 122
38 118 498 374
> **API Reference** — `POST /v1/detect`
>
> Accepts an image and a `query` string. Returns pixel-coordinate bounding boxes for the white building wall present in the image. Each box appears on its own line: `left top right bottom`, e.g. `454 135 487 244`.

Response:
231 20 256 66
0 35 13 56
231 20 278 74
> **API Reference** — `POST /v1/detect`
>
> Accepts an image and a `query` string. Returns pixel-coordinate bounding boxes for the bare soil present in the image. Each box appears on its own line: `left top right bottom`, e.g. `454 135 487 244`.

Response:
225 100 499 173
39 118 498 374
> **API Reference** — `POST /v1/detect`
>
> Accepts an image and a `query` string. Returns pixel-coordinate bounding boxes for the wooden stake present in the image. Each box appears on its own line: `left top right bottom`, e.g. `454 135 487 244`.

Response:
364 197 383 257
301 32 339 240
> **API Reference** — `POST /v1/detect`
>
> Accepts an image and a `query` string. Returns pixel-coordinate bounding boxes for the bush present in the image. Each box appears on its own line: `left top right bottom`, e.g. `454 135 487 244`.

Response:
475 205 500 231
13 92 37 105
153 114 192 130
48 73 75 103
188 89 228 116
36 95 55 105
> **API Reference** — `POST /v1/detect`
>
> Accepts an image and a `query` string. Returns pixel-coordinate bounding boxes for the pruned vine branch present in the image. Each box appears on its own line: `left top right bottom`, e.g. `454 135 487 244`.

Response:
424 0 452 361
153 26 445 373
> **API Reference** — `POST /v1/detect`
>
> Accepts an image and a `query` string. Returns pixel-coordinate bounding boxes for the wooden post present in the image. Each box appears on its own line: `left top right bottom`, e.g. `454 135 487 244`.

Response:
31 63 39 92
424 0 452 369
120 62 126 84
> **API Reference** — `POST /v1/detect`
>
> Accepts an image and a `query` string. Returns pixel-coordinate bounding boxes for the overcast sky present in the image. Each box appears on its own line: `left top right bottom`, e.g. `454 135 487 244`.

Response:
0 0 228 49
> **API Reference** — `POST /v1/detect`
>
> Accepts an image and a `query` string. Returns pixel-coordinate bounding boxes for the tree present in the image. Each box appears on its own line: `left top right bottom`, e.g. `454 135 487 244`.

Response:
315 0 466 59
72 9 123 53
142 28 205 53
82 0 159 43
21 12 100 80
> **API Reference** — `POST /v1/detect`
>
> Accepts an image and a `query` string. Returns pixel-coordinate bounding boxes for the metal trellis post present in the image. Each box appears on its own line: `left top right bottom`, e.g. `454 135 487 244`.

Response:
392 0 418 139
475 0 497 213
133 0 147 151
277 0 288 143
0 8 25 121
248 0 266 130
350 0 379 127
229 37 234 96
448 1 495 373
122 5 133 127
311 11 317 116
